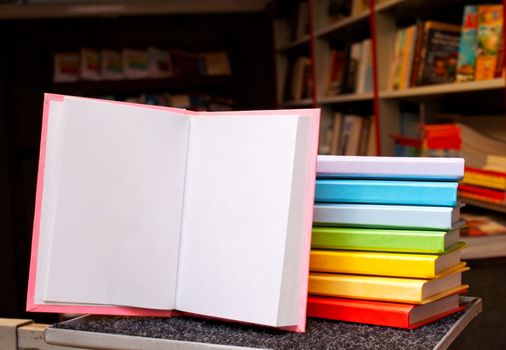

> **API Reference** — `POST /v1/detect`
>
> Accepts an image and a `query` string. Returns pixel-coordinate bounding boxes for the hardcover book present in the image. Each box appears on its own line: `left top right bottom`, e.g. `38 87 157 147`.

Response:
307 294 465 329
312 226 460 254
418 21 461 86
456 6 478 82
315 179 459 206
476 5 503 80
310 244 466 278
313 203 463 230
308 266 469 304
27 94 320 332
316 155 464 180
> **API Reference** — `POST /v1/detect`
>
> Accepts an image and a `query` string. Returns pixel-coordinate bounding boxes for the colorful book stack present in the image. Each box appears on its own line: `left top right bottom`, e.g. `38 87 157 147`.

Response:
307 156 469 329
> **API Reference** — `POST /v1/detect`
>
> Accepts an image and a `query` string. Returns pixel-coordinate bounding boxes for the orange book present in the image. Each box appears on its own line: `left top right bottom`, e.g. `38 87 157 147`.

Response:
475 5 503 80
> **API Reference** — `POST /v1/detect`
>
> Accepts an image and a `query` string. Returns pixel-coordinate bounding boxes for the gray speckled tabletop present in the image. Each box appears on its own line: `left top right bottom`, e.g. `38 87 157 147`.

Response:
48 297 481 350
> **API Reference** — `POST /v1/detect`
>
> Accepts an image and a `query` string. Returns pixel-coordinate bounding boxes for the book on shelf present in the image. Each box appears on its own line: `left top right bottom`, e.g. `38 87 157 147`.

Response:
418 21 461 86
316 155 464 180
463 167 506 191
307 294 464 329
101 49 124 80
422 123 506 169
289 56 312 101
319 115 374 156
390 25 417 90
313 203 463 230
80 48 101 81
310 244 466 278
311 226 460 254
199 51 231 76
123 49 149 79
147 47 173 78
494 28 504 78
340 115 363 155
355 39 373 93
53 52 80 83
344 41 362 93
327 49 346 95
456 6 478 82
484 155 506 172
459 184 506 204
170 49 204 78
27 94 320 331
461 209 506 259
476 5 503 81
315 179 459 206
461 211 506 236
308 266 469 304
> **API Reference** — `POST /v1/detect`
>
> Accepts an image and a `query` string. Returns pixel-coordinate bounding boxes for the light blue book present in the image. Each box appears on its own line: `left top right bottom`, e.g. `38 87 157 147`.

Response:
313 203 464 230
315 179 458 206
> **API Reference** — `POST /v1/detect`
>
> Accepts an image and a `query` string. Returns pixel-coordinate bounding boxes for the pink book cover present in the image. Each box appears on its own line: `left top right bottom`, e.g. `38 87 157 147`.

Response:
26 94 320 332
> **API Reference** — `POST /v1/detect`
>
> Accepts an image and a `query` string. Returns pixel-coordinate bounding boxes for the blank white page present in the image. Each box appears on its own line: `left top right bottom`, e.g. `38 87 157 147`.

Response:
176 115 301 326
35 99 64 305
43 97 189 309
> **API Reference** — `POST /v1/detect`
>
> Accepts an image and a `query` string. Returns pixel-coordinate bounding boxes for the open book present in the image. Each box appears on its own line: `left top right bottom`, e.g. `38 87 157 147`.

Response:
27 94 320 332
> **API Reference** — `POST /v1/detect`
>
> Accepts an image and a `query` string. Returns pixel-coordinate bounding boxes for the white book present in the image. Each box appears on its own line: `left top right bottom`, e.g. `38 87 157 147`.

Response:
27 94 320 332
314 203 464 230
317 155 464 180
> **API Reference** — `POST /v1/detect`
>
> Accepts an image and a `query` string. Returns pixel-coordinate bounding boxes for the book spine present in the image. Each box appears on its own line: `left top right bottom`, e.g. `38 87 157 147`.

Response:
410 22 424 87
310 250 436 278
307 296 410 328
313 204 453 230
308 273 422 303
311 227 448 254
456 6 478 82
475 5 503 80
315 179 458 206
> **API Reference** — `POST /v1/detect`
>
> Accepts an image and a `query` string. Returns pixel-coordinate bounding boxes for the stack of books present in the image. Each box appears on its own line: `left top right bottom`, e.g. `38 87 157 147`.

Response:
307 156 469 329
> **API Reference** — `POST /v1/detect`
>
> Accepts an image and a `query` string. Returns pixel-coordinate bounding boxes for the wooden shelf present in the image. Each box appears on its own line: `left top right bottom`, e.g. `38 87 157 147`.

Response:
0 0 269 20
318 93 374 104
276 35 311 52
281 98 314 108
379 79 505 99
314 12 370 38
314 0 415 38
49 75 234 96
460 197 506 214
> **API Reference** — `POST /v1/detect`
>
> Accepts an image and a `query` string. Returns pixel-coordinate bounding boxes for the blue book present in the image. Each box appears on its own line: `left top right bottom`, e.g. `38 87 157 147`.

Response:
315 179 458 206
313 203 463 230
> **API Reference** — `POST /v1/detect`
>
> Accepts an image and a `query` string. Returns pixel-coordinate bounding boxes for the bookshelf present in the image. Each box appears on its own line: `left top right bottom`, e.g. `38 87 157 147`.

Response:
273 0 505 153
272 0 506 256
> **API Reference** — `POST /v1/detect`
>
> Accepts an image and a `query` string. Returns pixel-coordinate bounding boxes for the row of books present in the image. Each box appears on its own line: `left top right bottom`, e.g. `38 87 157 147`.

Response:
318 112 376 156
327 38 373 96
286 56 313 101
109 92 235 111
390 5 503 89
53 47 231 83
307 156 468 329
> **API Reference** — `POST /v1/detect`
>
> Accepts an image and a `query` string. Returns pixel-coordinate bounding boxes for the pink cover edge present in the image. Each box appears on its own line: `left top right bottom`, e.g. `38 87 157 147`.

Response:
26 95 320 330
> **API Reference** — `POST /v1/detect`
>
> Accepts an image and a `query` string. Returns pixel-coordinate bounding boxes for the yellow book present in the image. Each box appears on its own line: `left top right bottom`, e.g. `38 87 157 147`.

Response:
310 243 466 278
463 171 506 190
308 265 469 304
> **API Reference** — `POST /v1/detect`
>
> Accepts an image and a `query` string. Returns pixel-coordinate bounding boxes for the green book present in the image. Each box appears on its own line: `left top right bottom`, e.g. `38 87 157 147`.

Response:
312 226 459 254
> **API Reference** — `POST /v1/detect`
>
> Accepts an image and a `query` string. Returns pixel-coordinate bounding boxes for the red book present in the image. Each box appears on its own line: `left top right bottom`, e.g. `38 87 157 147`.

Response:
307 294 465 329
459 184 506 201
